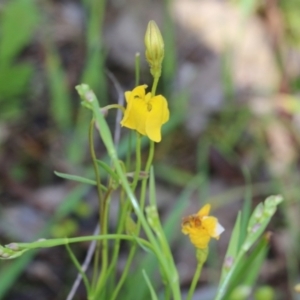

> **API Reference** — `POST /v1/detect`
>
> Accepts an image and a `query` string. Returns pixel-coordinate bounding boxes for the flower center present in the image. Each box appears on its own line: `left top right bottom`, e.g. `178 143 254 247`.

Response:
147 103 152 111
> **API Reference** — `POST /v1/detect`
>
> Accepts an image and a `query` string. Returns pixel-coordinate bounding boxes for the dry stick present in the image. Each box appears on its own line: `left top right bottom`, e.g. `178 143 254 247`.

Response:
66 70 124 300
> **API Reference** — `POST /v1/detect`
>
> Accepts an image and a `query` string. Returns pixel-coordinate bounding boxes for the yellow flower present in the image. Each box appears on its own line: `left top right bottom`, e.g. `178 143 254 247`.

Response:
182 204 224 249
120 85 169 142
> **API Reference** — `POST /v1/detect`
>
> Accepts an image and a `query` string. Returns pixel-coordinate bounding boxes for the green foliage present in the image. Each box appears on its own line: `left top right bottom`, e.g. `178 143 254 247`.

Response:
217 196 283 299
0 0 39 119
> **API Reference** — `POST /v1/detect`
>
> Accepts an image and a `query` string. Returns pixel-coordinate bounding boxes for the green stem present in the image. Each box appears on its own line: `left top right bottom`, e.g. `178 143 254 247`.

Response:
89 119 103 289
131 133 142 190
110 139 154 300
186 262 204 300
102 104 125 113
151 75 160 96
137 140 155 230
65 243 91 296
110 244 137 300
95 197 131 296
14 234 153 251
135 53 140 86
94 187 113 295
126 131 133 170
89 119 103 203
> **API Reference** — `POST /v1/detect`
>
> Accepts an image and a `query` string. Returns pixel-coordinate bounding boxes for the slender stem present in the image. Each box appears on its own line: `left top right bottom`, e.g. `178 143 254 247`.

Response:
151 75 160 96
186 262 204 300
138 140 155 229
102 199 131 287
126 131 132 170
135 53 140 86
65 243 91 296
89 119 103 289
131 133 142 190
102 104 125 113
94 187 113 295
110 244 137 300
111 140 155 300
89 119 103 203
66 226 99 300
15 234 153 251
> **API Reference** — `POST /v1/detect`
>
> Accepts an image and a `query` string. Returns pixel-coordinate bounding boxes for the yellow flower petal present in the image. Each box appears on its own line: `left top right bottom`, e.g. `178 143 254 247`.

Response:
131 85 147 99
202 216 219 238
121 85 169 141
189 227 211 249
121 96 148 135
124 91 131 103
197 204 211 218
146 95 169 142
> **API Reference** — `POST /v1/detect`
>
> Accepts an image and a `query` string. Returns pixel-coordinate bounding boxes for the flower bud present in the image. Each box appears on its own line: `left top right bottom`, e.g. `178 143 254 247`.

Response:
144 20 164 77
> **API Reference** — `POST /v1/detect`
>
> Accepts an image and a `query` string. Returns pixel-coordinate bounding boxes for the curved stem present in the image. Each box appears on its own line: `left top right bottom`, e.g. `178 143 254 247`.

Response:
102 104 125 113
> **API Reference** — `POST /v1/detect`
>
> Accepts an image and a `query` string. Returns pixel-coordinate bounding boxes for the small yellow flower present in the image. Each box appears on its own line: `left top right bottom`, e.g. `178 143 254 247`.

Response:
182 204 224 249
120 85 169 142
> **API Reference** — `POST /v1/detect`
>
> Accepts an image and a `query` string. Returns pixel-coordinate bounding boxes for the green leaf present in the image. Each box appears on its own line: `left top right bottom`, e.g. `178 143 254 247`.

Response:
241 236 269 286
220 212 241 283
54 171 97 186
225 235 269 298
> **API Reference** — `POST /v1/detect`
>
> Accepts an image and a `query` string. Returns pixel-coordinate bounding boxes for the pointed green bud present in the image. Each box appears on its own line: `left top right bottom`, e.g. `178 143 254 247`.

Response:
144 20 164 78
